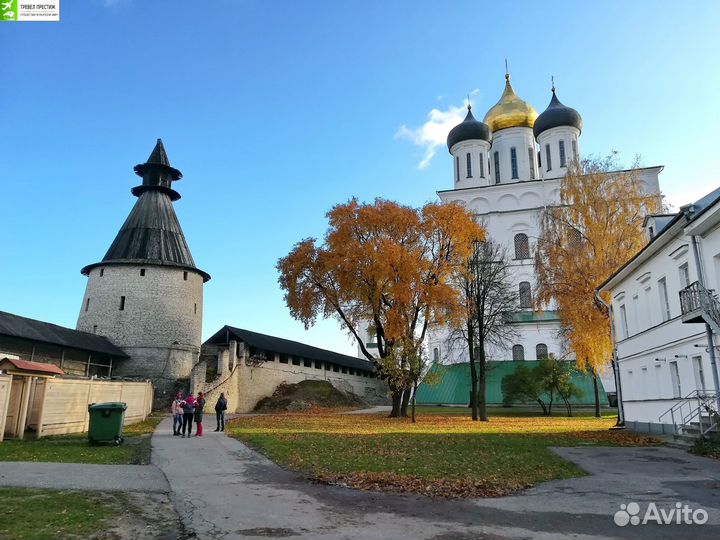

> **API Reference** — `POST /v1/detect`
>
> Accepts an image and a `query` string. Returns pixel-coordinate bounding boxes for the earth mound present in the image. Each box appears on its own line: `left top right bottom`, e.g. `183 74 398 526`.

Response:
253 380 367 412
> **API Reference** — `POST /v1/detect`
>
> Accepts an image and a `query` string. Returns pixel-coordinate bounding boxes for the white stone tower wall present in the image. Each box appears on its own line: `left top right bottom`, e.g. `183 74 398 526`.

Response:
450 139 492 189
76 264 203 381
536 126 580 178
489 127 538 184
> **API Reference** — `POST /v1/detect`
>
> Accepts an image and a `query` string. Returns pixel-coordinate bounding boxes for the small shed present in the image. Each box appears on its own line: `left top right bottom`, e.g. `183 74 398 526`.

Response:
0 357 64 441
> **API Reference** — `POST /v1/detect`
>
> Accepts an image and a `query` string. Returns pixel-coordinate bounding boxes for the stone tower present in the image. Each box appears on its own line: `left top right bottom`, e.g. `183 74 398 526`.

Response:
77 139 210 399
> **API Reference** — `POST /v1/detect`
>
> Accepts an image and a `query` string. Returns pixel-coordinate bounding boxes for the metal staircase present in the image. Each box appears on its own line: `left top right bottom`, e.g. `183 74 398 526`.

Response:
659 390 720 448
680 281 720 334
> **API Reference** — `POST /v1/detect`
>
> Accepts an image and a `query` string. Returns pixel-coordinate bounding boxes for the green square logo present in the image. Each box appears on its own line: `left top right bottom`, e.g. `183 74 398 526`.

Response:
1 0 18 22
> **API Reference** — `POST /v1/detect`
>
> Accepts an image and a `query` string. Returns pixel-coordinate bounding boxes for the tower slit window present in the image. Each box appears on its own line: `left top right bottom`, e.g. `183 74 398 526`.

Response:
183 271 188 281
519 281 532 309
559 140 566 167
100 269 104 277
493 151 500 183
528 147 535 179
119 296 126 311
545 144 552 171
478 153 484 178
85 298 90 312
140 268 146 276
466 153 472 178
510 147 518 179
512 344 525 361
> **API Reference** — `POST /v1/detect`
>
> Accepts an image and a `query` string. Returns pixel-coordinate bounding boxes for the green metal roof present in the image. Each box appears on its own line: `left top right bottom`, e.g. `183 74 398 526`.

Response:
509 310 560 323
416 361 607 406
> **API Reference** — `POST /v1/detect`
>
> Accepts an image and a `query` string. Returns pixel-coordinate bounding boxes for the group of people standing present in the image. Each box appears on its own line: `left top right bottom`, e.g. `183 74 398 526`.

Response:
171 391 228 437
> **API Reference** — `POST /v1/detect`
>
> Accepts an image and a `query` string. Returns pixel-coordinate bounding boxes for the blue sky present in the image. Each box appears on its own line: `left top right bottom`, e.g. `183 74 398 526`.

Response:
2 0 720 356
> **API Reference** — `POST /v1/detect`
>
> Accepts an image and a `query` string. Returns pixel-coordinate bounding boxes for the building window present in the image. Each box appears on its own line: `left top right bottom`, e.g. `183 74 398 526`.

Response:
619 304 629 338
512 345 525 361
545 144 552 171
571 138 578 161
669 360 682 398
433 347 440 363
514 233 530 259
648 226 655 239
528 147 535 179
314 360 323 369
140 268 146 276
693 356 707 391
493 151 500 183
85 298 90 312
510 147 518 179
183 271 188 281
119 296 126 311
466 153 472 178
658 277 671 321
559 140 566 167
679 263 690 289
304 358 312 368
279 354 288 364
455 156 460 182
519 281 532 309
536 343 548 360
478 153 485 177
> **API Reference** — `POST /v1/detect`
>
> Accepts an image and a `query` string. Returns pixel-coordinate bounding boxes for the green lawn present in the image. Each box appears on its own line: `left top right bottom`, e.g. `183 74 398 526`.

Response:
229 412 658 498
0 416 163 465
0 488 120 540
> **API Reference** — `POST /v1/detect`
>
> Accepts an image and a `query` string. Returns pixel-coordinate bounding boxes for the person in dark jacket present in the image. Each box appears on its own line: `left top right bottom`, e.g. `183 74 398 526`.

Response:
214 392 228 432
194 392 206 437
181 394 196 438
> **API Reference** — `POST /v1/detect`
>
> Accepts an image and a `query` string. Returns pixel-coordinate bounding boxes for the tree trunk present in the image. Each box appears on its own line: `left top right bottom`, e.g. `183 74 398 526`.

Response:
389 390 402 418
400 387 410 418
468 322 478 421
536 399 548 416
592 369 601 418
411 382 418 423
548 390 553 416
477 337 488 422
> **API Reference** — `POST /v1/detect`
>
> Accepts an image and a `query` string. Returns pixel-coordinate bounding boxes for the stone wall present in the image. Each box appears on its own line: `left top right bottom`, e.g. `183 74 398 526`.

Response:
192 341 388 414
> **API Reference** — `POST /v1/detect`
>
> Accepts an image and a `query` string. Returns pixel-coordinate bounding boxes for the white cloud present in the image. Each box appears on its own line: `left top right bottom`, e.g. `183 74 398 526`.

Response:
396 105 465 170
396 91 480 170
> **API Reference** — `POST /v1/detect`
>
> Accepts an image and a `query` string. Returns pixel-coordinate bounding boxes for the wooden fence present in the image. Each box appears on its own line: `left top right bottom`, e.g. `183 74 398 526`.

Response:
1 377 153 440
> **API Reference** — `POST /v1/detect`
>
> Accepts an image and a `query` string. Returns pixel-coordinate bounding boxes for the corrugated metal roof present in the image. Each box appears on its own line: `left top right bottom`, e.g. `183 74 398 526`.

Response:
0 311 128 358
416 361 607 405
0 357 64 375
205 326 375 372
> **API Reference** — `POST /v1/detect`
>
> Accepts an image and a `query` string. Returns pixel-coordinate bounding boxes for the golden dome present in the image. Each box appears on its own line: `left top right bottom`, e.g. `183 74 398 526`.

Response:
483 74 538 132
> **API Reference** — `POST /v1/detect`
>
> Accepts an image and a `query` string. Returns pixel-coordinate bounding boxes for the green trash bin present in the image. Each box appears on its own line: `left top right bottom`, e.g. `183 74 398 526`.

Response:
88 402 127 446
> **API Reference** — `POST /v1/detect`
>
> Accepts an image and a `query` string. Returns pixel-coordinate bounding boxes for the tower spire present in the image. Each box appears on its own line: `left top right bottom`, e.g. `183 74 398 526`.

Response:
505 59 509 80
551 75 556 93
467 93 471 110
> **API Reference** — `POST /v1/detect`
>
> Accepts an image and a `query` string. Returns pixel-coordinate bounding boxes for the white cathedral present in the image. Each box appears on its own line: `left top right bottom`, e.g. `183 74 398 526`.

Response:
362 72 662 369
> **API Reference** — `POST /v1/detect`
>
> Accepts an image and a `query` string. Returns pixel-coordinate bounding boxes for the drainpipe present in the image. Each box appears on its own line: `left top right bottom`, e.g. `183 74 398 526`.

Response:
595 290 625 426
690 234 720 400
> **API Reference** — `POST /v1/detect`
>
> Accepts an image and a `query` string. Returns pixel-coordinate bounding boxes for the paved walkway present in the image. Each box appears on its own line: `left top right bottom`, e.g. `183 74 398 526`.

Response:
151 417 720 540
0 461 169 492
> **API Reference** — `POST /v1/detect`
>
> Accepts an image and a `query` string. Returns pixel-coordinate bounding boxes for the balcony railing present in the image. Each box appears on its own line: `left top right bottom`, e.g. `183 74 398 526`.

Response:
679 281 720 333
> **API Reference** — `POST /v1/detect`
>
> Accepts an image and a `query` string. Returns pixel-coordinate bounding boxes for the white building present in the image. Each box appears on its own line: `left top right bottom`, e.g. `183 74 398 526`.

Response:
424 73 662 367
598 187 720 434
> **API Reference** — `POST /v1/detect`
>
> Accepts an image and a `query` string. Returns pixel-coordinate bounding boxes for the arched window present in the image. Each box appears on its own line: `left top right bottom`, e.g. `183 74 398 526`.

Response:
514 233 530 259
466 153 472 178
545 144 552 171
479 153 485 178
510 147 518 179
512 344 525 361
519 281 532 309
528 147 535 179
433 347 440 363
559 140 567 167
455 156 460 182
536 343 548 360
494 151 500 183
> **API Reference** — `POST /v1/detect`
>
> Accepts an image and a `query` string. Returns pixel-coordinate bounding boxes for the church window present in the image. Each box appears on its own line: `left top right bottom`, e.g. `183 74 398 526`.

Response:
528 147 535 179
545 144 552 171
536 343 548 360
479 153 485 177
466 153 472 178
572 139 578 161
140 268 146 276
514 233 530 259
493 151 500 183
512 344 525 361
183 271 188 281
559 140 567 167
85 298 90 312
510 147 518 179
455 157 460 182
433 347 440 362
519 281 532 309
119 296 126 311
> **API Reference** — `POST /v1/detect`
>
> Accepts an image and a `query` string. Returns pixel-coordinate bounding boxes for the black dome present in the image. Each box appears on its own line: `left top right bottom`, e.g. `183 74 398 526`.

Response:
533 90 582 138
447 107 491 151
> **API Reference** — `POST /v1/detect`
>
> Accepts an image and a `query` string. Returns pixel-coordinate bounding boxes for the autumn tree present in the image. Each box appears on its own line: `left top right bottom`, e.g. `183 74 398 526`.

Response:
534 155 660 417
451 240 516 421
277 198 484 418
